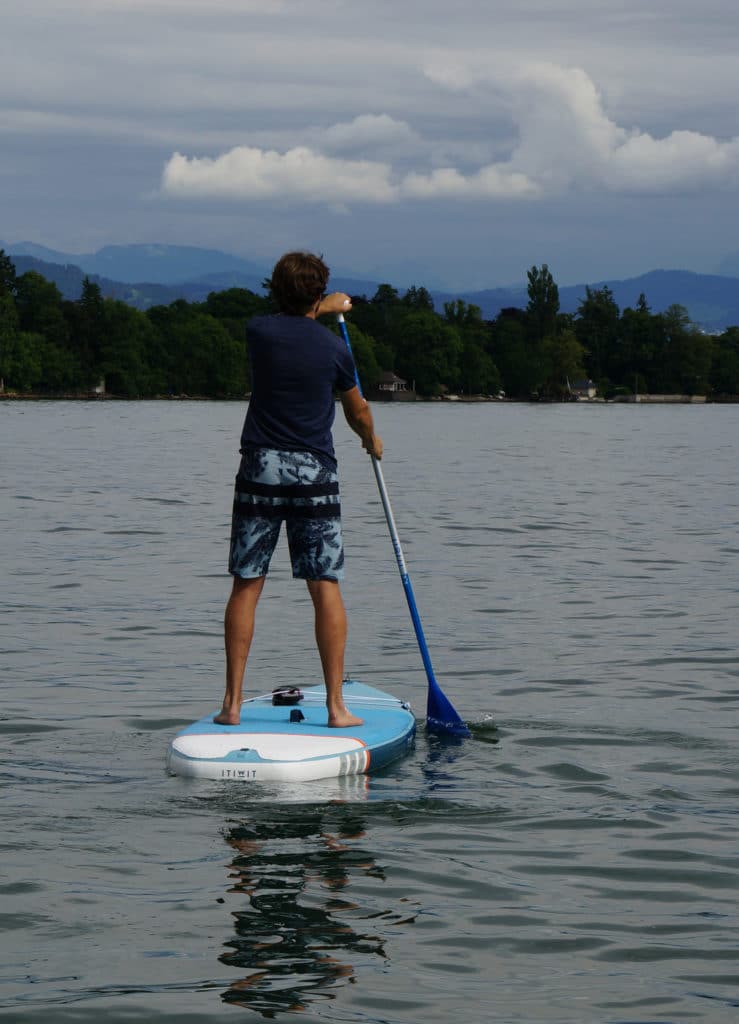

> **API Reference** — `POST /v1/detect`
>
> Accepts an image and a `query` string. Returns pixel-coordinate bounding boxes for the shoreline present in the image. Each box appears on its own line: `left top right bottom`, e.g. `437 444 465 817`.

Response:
2 392 737 404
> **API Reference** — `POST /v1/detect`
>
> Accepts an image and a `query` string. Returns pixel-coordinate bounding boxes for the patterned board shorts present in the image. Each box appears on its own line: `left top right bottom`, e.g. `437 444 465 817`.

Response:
229 447 345 580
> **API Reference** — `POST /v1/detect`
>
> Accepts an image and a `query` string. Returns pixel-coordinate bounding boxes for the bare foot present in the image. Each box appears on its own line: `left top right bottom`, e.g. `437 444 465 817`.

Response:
327 709 364 728
214 709 241 726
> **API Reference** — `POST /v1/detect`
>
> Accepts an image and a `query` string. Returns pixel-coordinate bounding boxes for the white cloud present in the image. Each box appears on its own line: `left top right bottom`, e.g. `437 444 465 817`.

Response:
161 138 540 204
607 130 739 190
401 166 539 199
161 64 739 207
162 146 398 203
423 60 739 196
506 62 739 193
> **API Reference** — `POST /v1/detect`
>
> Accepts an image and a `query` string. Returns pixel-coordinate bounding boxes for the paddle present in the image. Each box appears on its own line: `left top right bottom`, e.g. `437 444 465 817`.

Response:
337 314 470 737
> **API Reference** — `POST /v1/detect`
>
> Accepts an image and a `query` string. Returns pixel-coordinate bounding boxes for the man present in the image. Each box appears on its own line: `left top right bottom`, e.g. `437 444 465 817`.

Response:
215 251 383 728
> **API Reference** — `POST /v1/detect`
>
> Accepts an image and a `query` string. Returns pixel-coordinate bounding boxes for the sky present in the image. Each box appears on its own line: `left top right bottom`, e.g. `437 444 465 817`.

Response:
2 0 739 290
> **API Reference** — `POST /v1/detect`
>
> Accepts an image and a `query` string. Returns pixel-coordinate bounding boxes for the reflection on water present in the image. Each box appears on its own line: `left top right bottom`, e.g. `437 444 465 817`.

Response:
214 727 497 1018
219 804 393 1015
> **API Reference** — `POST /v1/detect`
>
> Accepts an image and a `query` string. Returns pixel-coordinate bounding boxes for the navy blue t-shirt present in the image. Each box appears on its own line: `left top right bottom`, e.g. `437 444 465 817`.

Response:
240 314 357 467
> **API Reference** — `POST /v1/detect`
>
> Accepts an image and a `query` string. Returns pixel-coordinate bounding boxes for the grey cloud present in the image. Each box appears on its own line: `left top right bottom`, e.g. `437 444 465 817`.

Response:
3 0 739 287
160 64 739 204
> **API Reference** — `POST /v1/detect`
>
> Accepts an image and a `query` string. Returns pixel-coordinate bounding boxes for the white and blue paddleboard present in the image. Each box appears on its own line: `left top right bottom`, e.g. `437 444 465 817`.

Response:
166 679 415 782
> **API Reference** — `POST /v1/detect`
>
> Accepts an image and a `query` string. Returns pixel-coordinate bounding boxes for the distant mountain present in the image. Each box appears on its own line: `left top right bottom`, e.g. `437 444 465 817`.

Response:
7 255 236 309
3 242 738 330
1 241 387 311
6 241 268 288
5 241 77 265
433 269 739 332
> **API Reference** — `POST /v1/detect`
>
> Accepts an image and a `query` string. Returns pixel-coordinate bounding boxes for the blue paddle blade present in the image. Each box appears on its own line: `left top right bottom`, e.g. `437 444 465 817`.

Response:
426 679 471 737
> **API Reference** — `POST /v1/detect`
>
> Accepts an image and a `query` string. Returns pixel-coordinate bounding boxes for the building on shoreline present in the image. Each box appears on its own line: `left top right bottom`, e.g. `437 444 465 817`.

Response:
372 371 416 402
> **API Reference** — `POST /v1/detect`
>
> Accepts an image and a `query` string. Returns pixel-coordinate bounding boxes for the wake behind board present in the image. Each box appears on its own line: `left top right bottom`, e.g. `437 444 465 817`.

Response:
166 679 415 782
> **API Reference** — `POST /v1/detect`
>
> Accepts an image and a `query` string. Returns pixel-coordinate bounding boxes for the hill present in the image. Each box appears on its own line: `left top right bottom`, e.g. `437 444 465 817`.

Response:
7 255 223 309
6 241 267 287
3 242 739 330
432 270 739 332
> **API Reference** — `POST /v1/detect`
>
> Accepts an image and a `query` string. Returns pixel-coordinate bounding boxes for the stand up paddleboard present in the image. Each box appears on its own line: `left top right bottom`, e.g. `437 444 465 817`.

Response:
166 679 415 782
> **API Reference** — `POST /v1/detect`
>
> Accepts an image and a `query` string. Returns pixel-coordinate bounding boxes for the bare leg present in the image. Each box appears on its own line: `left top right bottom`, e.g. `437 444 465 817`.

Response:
215 575 266 725
306 579 363 728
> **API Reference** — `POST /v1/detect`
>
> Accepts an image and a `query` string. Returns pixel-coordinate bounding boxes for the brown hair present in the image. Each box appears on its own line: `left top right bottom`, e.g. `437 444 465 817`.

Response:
269 251 330 315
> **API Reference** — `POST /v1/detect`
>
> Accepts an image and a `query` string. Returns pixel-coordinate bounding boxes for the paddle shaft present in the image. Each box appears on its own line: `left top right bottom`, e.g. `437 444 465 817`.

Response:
337 314 469 735
368 455 438 686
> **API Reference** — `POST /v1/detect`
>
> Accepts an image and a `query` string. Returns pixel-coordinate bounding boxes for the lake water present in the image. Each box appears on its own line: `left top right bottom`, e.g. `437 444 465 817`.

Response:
1 400 738 1023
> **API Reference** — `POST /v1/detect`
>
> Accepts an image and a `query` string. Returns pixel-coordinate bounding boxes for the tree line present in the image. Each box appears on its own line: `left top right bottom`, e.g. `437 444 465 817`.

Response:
1 251 738 399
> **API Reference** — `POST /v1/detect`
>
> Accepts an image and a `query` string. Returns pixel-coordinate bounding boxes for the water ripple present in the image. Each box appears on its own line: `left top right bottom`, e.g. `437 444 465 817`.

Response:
2 401 738 1023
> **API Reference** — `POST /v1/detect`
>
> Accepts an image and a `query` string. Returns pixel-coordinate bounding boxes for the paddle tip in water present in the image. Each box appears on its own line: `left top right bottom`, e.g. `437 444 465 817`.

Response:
427 685 470 738
426 715 472 739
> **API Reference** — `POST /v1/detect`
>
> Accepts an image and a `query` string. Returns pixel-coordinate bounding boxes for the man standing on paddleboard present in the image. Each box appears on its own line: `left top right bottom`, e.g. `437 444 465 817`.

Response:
215 252 383 729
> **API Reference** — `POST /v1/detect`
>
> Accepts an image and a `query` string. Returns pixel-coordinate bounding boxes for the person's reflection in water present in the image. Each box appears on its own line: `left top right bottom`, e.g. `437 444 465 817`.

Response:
219 803 386 1016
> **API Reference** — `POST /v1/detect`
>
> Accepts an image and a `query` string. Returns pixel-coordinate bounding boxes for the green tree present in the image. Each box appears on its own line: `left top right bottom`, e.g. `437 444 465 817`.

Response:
492 309 540 397
345 286 400 349
1 331 44 391
64 277 108 385
202 288 267 392
459 338 501 395
336 322 381 394
540 329 587 398
710 326 739 396
576 285 620 383
393 309 462 396
10 332 78 392
373 339 396 372
372 284 400 306
42 339 80 391
681 329 715 395
526 264 560 342
148 301 246 396
662 306 713 394
7 331 47 391
204 287 269 332
100 300 163 396
619 294 657 393
443 299 484 329
15 271 69 349
0 249 18 298
444 300 500 394
401 285 434 310
651 304 710 394
0 293 20 389
14 272 82 390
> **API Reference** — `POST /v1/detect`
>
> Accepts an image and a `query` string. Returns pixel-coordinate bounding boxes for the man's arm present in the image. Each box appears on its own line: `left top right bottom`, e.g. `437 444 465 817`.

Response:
340 387 383 460
315 292 352 317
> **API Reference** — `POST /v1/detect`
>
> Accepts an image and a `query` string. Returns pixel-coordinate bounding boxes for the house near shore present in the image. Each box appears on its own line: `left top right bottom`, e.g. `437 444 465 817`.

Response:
571 379 597 400
372 371 416 401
